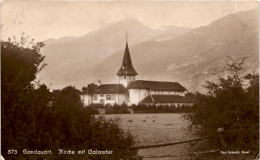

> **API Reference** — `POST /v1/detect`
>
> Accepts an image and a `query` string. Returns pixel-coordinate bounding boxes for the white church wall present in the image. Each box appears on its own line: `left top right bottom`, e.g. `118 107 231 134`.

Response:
119 77 128 88
129 89 149 105
116 94 129 105
118 75 136 88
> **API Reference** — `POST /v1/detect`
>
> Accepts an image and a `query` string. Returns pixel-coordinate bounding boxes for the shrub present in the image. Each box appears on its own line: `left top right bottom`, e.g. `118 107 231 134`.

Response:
184 57 259 153
132 104 193 113
105 103 131 114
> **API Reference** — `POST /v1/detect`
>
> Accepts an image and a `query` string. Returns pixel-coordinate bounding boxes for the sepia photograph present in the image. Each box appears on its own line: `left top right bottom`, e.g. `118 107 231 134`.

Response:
1 0 259 160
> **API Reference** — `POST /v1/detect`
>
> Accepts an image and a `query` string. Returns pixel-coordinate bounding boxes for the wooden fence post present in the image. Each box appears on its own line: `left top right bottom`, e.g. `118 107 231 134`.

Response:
217 127 227 149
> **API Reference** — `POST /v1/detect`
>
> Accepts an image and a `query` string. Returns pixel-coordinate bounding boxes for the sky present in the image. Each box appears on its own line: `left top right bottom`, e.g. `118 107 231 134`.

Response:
1 0 258 41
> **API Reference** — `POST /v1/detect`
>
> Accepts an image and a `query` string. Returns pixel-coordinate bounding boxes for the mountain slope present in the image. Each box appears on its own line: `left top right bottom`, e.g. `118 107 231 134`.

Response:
38 18 189 88
88 9 259 91
39 9 258 91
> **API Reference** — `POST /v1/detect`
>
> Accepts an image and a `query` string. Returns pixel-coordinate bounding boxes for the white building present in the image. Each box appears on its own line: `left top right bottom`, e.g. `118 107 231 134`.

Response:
80 38 193 107
80 83 128 106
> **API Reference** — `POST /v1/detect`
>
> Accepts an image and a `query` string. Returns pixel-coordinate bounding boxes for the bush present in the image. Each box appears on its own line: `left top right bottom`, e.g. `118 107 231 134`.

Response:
132 104 193 113
105 103 131 114
184 57 259 153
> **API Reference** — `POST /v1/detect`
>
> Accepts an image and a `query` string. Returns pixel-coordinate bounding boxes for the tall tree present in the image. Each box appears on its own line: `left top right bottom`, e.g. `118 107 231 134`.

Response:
2 35 50 159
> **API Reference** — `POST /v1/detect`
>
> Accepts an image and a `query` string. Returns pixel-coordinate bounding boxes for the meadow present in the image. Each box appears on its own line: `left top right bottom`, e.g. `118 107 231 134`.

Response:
104 113 193 160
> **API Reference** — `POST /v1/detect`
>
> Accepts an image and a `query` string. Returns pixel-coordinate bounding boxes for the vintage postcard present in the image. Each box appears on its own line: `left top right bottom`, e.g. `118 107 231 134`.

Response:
1 0 259 160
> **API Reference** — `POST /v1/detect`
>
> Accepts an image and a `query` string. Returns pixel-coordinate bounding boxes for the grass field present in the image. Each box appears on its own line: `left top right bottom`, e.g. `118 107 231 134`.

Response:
103 113 257 160
104 113 194 160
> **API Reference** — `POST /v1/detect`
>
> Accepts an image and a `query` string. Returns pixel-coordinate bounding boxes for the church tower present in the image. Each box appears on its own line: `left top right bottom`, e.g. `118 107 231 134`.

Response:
117 35 138 87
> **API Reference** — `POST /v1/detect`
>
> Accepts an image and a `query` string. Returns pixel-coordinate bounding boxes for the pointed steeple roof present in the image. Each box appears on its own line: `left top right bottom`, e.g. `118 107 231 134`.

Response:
117 37 138 76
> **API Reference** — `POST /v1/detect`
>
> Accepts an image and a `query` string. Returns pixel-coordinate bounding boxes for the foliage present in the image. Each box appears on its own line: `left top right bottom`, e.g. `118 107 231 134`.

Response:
1 36 139 160
133 104 193 113
2 35 48 158
184 57 259 153
105 103 131 114
87 103 193 114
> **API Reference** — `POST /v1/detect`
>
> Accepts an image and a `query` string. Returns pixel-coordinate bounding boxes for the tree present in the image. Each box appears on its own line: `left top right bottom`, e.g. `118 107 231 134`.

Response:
184 57 259 153
2 35 49 159
2 35 139 160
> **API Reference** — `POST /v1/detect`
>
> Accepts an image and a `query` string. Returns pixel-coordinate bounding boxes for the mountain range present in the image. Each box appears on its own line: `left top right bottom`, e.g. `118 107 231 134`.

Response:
38 8 259 92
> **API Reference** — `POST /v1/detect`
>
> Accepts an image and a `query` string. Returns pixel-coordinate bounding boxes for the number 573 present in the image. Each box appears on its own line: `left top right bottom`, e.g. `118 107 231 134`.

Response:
8 149 17 154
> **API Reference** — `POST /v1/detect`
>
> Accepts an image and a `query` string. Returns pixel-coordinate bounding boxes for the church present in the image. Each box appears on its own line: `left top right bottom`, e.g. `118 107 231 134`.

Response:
80 38 193 107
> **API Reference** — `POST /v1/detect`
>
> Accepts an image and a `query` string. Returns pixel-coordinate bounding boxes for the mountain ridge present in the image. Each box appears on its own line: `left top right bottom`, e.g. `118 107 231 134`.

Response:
38 9 259 91
38 18 190 88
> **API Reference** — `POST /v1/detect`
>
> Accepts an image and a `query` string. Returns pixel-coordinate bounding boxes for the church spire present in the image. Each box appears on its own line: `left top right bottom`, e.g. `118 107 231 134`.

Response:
116 34 138 76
